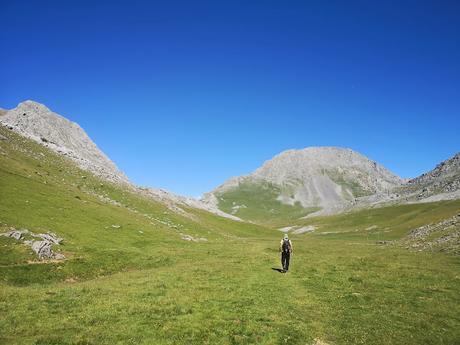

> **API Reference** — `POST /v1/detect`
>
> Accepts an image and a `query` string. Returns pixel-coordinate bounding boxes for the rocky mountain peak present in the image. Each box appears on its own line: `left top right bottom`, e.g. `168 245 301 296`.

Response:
249 146 403 195
252 147 395 184
204 146 404 217
0 100 129 184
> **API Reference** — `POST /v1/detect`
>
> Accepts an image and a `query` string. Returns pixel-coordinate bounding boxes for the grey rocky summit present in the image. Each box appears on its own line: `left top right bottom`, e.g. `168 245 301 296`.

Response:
203 147 403 215
0 100 129 184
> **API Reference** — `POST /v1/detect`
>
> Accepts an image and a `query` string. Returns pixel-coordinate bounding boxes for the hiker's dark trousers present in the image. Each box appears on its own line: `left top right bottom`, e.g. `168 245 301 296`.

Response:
281 251 291 271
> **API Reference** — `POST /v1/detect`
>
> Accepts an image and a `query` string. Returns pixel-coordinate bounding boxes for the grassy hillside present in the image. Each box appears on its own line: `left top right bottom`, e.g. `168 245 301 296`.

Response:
0 126 270 285
1 126 459 345
216 180 319 226
292 200 460 240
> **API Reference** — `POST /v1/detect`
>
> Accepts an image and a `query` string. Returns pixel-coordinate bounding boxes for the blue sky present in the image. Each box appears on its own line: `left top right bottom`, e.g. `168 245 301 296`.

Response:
1 1 459 197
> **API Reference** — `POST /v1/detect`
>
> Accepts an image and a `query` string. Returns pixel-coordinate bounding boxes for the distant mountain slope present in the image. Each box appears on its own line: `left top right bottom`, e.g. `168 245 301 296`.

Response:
0 100 238 220
0 100 129 184
203 147 403 224
397 152 460 202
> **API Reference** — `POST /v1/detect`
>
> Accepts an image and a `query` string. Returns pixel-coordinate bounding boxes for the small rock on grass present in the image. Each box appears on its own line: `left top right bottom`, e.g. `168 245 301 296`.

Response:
1 228 29 240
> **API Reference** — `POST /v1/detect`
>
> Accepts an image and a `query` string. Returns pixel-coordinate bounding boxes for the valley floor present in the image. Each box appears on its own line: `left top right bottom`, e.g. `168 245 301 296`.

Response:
1 233 460 345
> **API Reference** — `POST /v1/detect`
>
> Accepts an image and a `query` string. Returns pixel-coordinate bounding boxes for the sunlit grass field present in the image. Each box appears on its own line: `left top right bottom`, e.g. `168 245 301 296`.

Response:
1 126 459 345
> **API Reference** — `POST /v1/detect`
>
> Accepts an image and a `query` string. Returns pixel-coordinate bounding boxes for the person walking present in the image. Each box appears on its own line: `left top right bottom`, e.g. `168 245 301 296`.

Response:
279 234 293 272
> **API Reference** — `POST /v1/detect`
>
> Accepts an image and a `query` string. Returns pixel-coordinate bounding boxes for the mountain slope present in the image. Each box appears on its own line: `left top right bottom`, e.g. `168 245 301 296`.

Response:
0 100 129 184
203 147 403 224
399 152 460 202
0 100 238 220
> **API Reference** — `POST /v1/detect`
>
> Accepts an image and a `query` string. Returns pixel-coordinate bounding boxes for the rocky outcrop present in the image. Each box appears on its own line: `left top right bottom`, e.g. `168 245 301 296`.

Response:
400 213 460 254
2 229 28 240
28 241 58 260
0 100 129 184
1 228 65 260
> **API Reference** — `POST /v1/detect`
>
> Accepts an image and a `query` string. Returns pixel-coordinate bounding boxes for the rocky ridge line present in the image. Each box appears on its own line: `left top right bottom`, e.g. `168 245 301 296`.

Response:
0 100 240 221
0 101 129 184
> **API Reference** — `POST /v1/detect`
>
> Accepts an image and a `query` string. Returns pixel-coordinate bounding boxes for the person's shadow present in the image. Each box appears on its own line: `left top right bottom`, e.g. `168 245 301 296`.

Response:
271 267 285 273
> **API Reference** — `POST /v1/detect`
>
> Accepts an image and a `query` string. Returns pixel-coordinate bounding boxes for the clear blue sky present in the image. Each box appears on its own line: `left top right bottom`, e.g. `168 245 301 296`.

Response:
1 1 459 197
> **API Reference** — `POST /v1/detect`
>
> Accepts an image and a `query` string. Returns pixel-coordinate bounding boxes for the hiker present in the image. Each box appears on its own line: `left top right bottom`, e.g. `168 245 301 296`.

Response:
279 234 293 272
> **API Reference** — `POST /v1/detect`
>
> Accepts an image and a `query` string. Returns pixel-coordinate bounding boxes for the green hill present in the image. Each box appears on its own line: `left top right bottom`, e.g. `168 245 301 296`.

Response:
1 125 459 345
215 179 320 226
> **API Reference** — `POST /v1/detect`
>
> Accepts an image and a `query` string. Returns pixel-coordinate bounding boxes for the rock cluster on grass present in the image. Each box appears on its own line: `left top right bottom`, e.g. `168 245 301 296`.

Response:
408 214 460 239
3 229 27 240
401 213 460 253
1 228 65 260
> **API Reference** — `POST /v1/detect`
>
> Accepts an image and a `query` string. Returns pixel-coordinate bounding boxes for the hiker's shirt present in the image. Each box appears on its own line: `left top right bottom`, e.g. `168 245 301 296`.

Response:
279 239 293 253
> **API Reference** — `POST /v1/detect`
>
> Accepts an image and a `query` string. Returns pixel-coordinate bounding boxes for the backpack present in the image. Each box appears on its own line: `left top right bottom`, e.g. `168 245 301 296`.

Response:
282 238 291 253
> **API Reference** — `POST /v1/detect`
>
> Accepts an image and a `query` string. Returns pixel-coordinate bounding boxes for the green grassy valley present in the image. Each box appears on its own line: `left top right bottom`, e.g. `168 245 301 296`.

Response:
1 126 460 345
